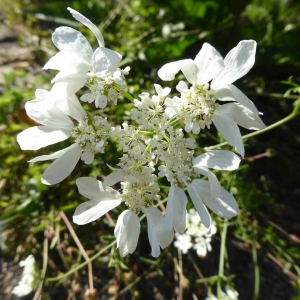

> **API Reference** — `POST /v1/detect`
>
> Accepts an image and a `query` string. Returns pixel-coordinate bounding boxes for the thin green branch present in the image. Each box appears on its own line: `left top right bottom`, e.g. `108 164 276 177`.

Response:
46 240 117 282
217 219 228 298
252 240 260 300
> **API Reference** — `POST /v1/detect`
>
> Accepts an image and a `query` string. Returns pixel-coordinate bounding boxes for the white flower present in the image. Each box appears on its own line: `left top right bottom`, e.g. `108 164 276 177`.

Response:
205 285 239 300
73 177 174 257
187 179 239 234
43 8 123 108
174 209 217 255
17 89 111 185
193 150 241 198
158 40 266 157
12 255 37 297
174 233 193 254
165 150 240 233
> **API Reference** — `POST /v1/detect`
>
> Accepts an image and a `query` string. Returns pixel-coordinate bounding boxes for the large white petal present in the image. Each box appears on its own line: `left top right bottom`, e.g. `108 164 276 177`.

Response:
191 179 239 218
55 93 86 122
68 7 105 47
187 183 211 230
51 71 88 85
41 144 82 185
211 40 257 89
144 206 174 257
52 26 93 63
193 166 221 198
217 103 266 130
115 210 140 257
157 59 191 81
28 144 75 162
25 98 74 129
73 198 121 225
194 43 224 84
215 84 259 114
212 113 244 157
193 150 241 170
103 170 124 187
165 186 187 233
46 81 86 110
17 126 71 150
180 60 198 84
92 47 122 75
76 177 120 201
43 51 90 73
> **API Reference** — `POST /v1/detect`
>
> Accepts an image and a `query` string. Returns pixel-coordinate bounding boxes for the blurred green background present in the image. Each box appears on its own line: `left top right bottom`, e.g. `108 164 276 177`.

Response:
0 0 300 299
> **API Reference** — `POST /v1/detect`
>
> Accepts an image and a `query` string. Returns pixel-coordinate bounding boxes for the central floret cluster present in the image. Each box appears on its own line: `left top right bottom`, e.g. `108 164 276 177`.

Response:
72 115 111 163
173 81 219 133
17 7 265 258
82 67 130 108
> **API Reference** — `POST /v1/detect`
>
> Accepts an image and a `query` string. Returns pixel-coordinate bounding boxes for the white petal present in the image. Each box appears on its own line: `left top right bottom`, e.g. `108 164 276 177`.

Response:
56 93 86 122
76 177 121 200
165 186 187 233
25 96 74 129
41 144 82 185
157 59 190 81
215 84 259 114
68 7 105 47
28 144 76 163
193 150 241 170
211 40 257 89
95 94 107 108
193 166 221 198
73 198 121 225
144 207 174 257
103 170 124 186
92 47 122 75
80 93 95 103
115 210 140 256
17 126 71 150
81 151 94 164
217 103 265 130
187 183 211 230
176 81 188 93
52 26 93 63
180 60 198 84
212 113 244 157
51 71 87 86
194 42 224 84
185 122 193 133
191 179 239 219
47 81 86 110
164 96 181 118
192 122 200 134
43 51 90 73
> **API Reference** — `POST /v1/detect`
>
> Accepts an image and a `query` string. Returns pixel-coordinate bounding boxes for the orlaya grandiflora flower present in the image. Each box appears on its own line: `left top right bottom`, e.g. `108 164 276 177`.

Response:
44 7 126 109
73 177 174 257
165 150 240 234
158 40 265 157
17 89 111 185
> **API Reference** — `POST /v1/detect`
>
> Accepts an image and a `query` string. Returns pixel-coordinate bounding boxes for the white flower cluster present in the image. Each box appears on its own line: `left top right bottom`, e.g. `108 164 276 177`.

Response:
17 7 265 257
206 285 239 300
174 209 217 256
12 255 37 297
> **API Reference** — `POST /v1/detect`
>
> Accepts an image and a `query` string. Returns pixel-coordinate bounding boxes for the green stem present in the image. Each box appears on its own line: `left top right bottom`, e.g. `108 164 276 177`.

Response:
113 84 135 102
46 240 116 282
205 101 300 151
252 240 260 300
217 219 228 298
